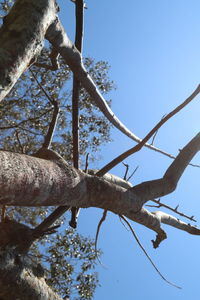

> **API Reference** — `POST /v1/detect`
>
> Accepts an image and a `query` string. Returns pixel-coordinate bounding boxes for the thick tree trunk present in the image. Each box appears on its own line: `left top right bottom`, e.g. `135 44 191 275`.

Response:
0 0 56 101
0 132 200 235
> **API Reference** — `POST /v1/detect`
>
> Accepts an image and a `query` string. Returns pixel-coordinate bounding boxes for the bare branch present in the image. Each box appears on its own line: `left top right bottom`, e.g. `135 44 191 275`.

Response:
150 114 166 145
30 69 60 149
95 210 107 254
122 162 129 180
42 103 60 149
30 69 57 106
45 18 200 160
97 86 200 176
153 211 200 235
33 207 70 236
127 165 139 182
119 215 180 289
132 132 200 203
15 131 25 154
146 199 197 222
70 0 85 228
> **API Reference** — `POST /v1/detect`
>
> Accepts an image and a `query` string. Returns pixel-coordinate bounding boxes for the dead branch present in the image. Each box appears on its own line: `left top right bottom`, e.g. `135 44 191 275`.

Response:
119 215 180 289
127 165 139 182
122 162 129 180
150 114 166 145
146 199 197 222
95 210 107 254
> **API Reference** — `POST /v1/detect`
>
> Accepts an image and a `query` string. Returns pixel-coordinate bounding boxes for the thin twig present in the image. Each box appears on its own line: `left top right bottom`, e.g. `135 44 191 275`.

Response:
97 85 200 176
33 207 70 236
127 165 139 182
84 153 89 173
15 131 25 153
146 199 197 222
94 210 108 268
119 215 181 289
30 69 57 106
122 162 129 180
150 114 166 145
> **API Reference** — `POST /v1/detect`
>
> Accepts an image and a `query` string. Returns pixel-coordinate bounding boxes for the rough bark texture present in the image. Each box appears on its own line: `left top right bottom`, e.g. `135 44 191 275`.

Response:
0 1 199 298
0 132 200 235
0 248 62 300
0 0 57 101
0 219 63 300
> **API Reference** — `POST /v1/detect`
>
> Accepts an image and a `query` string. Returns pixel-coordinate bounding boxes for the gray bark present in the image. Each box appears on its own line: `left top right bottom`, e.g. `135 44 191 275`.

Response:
0 0 199 298
0 248 62 300
0 132 200 235
0 0 57 101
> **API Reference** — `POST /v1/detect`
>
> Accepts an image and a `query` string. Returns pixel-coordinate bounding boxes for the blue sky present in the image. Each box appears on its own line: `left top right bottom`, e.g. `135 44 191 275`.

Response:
58 1 200 299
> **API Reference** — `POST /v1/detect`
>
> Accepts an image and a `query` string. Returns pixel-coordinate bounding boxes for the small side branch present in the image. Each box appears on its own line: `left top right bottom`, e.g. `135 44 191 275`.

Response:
146 199 197 222
95 210 107 254
33 206 71 237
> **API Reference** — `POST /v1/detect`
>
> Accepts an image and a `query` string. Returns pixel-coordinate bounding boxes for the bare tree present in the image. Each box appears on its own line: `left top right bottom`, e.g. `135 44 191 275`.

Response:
0 0 199 299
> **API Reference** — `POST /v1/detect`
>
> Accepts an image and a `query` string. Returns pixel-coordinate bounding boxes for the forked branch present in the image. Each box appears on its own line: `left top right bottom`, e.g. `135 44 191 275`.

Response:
97 85 200 176
131 132 200 203
45 18 200 161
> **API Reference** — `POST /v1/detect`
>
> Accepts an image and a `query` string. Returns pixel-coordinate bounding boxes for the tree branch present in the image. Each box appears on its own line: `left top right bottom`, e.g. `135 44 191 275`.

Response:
153 211 200 235
119 215 181 289
146 199 197 222
97 86 200 176
70 0 85 228
45 18 200 160
132 132 200 203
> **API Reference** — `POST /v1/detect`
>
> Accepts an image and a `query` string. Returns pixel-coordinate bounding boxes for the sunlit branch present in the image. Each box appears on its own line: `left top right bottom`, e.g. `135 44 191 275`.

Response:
97 85 200 176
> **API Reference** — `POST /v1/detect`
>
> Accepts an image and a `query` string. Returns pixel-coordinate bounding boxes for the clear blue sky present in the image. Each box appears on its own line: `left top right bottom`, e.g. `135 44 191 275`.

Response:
58 1 200 299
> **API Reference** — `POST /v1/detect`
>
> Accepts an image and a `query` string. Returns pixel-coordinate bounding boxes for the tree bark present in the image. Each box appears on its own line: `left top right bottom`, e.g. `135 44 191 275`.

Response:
0 132 200 235
0 0 57 102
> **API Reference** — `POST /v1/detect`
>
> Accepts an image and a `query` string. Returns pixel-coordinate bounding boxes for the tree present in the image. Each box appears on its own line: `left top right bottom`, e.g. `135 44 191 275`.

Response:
0 2 117 298
0 0 199 299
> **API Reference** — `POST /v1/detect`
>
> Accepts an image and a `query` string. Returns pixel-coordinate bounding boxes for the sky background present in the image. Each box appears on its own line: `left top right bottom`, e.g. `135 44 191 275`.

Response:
58 1 200 299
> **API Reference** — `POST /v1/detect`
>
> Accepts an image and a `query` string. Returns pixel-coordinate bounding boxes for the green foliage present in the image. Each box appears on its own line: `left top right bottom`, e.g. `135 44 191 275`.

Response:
44 229 101 299
0 50 115 161
0 37 115 297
